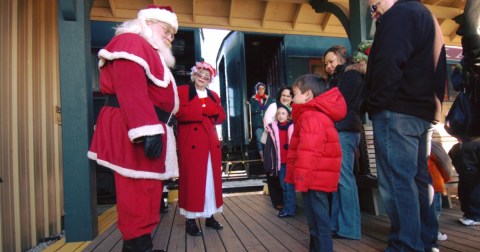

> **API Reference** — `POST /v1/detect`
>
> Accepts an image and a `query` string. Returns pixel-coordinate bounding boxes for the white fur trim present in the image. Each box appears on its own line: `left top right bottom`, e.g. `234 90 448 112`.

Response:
87 125 179 180
138 8 178 32
128 124 164 142
164 125 179 177
167 70 179 114
98 49 171 88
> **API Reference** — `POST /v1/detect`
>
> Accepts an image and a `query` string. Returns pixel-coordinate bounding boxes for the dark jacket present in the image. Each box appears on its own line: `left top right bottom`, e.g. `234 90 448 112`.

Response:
263 121 294 176
329 64 366 132
365 0 446 123
249 94 274 129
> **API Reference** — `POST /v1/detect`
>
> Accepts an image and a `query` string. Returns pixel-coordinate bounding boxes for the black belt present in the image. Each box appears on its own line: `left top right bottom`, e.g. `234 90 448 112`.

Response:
104 94 176 127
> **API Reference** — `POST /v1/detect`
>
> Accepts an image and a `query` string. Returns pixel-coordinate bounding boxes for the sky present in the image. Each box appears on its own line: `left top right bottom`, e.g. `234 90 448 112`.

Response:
200 28 231 93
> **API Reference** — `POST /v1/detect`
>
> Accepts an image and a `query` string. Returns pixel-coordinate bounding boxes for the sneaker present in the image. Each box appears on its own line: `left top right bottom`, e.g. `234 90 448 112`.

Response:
459 217 480 226
437 232 448 241
277 211 294 218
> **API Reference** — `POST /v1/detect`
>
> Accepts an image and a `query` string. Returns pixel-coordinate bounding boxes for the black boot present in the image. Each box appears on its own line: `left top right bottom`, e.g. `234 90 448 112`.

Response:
122 234 166 252
205 216 223 230
186 219 202 236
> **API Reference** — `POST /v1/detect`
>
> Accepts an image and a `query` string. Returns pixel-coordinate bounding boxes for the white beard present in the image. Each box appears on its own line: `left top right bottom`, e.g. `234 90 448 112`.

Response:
158 41 176 68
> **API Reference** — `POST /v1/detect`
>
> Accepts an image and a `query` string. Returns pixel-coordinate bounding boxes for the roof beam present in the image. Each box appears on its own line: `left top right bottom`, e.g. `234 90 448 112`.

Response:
292 3 304 30
192 0 197 23
322 12 331 31
108 0 117 17
425 4 463 19
262 0 308 3
262 1 270 27
229 0 234 25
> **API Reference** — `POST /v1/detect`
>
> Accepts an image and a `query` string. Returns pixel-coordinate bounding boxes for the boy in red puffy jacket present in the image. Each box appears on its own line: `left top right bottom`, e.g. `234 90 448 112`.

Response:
286 74 346 251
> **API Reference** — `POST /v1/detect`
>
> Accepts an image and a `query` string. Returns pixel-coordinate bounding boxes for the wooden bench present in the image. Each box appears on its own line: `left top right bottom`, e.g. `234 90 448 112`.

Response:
222 159 263 180
357 125 384 215
357 125 460 215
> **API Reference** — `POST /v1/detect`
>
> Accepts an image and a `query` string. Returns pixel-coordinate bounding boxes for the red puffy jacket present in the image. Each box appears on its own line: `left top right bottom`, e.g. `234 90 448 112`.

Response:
286 87 346 192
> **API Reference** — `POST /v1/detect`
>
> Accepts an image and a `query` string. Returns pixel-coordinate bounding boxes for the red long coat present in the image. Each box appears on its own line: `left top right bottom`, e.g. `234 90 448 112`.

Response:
286 87 346 192
176 85 226 212
88 33 179 180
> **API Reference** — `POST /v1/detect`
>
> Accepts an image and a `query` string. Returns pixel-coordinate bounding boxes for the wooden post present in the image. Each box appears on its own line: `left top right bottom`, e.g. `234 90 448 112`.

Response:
57 0 98 241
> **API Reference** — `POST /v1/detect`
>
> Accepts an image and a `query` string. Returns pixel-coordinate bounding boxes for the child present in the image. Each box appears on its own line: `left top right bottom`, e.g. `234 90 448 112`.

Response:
285 74 346 251
449 139 480 226
428 140 452 240
264 103 295 217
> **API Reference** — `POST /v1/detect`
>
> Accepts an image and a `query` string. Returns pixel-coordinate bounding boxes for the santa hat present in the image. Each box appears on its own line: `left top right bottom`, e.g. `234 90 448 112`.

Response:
191 61 216 78
138 5 178 33
255 82 266 91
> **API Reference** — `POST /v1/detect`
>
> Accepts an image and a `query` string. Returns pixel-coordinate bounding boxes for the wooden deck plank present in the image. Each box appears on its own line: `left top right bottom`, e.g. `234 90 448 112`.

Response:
82 222 118 251
218 195 266 251
165 202 187 252
91 225 122 252
152 201 177 250
224 196 289 251
233 194 308 251
198 218 226 252
43 192 480 252
185 219 206 252
212 208 246 252
56 242 87 252
236 194 309 247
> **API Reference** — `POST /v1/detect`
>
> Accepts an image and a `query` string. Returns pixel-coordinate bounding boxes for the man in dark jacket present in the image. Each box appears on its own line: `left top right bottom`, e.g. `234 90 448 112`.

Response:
365 0 447 251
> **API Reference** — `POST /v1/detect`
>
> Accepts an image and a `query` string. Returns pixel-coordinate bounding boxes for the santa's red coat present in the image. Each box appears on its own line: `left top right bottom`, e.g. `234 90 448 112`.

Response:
88 33 179 180
176 84 226 212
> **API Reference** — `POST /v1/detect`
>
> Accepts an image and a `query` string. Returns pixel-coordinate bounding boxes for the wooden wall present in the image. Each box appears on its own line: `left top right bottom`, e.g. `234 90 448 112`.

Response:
0 0 63 251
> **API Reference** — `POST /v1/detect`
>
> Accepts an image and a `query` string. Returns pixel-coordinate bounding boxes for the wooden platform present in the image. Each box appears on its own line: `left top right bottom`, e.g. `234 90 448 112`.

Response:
49 192 480 252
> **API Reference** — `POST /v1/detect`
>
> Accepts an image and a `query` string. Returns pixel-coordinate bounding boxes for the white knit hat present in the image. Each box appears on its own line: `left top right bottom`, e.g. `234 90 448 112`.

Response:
137 5 178 33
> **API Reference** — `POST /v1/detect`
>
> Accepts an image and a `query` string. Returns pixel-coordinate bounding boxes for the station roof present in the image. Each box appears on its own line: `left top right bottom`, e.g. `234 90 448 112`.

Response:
90 0 465 46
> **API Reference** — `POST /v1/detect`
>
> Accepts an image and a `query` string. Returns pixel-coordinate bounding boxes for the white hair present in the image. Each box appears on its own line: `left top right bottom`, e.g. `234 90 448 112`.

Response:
114 19 175 68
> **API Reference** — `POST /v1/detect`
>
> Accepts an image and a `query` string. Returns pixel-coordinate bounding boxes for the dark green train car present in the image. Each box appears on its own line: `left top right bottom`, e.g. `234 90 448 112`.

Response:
216 31 350 175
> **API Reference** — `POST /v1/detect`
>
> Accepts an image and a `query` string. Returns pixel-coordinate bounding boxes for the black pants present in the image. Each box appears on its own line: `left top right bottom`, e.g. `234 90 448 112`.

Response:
266 173 284 209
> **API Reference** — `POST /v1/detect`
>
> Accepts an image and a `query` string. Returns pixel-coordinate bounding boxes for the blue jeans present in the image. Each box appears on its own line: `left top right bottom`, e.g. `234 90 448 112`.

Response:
433 192 443 221
254 127 264 152
330 132 361 239
371 110 438 252
302 190 332 252
279 164 296 215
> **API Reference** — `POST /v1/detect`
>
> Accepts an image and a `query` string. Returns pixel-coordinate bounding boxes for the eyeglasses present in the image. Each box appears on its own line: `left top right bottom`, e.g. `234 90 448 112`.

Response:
195 72 211 81
159 24 175 40
370 1 381 13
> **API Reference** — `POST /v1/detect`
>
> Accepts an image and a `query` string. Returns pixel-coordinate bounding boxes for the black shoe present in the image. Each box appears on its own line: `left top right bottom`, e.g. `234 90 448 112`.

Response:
186 219 202 236
277 211 294 218
205 216 223 230
122 234 153 252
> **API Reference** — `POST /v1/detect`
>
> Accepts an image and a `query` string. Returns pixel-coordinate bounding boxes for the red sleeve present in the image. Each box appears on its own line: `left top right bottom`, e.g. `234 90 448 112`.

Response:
113 59 163 141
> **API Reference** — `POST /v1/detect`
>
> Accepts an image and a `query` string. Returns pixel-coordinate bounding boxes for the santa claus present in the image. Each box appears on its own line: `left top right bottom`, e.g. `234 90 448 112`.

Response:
87 5 179 252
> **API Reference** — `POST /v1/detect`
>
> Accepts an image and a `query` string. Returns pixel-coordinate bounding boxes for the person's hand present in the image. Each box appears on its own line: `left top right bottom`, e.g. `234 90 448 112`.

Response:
203 99 219 116
144 134 162 159
203 105 219 116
